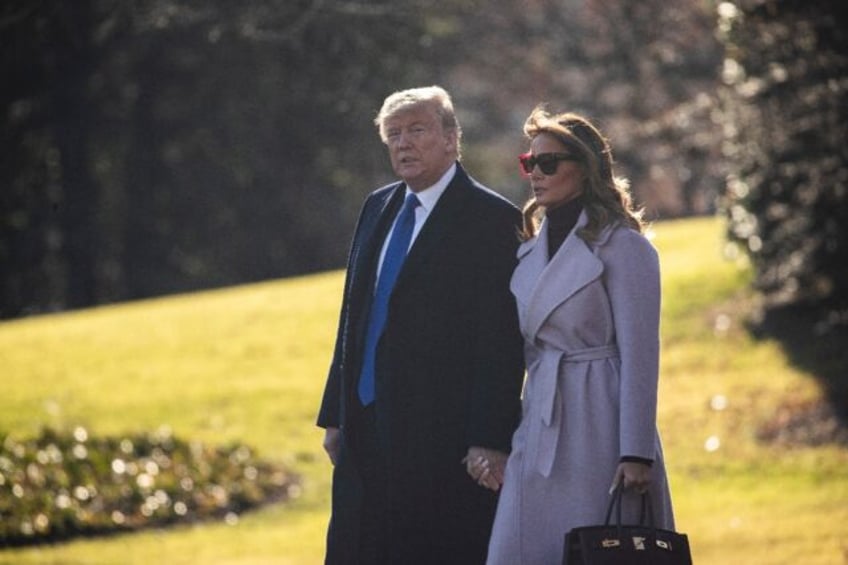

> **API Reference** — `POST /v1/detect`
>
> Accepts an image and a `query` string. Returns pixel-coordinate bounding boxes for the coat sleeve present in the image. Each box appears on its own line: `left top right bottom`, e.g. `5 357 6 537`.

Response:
316 198 372 429
316 298 346 429
465 203 526 451
603 229 662 460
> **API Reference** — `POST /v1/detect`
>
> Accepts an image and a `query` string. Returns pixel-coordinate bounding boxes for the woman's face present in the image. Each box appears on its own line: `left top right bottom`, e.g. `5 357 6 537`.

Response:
527 133 584 210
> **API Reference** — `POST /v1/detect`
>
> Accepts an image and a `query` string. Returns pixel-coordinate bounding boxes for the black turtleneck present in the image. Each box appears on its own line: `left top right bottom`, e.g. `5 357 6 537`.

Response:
545 197 583 261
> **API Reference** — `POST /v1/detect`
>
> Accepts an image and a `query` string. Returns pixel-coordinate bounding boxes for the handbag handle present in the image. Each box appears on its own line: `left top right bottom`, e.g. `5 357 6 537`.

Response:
604 483 655 529
594 485 686 560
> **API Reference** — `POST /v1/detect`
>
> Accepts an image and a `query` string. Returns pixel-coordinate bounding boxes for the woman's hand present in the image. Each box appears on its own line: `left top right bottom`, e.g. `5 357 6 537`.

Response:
462 446 508 491
610 461 652 494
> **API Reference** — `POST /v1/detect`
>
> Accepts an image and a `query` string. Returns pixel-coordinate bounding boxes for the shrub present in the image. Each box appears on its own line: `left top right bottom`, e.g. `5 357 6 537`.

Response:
717 0 848 330
0 426 298 547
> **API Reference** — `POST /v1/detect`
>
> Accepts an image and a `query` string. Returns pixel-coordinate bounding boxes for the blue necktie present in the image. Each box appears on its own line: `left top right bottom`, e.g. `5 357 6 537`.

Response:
358 193 420 405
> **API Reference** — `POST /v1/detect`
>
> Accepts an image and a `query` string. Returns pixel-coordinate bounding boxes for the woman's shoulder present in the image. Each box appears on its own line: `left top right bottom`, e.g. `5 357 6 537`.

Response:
598 223 658 260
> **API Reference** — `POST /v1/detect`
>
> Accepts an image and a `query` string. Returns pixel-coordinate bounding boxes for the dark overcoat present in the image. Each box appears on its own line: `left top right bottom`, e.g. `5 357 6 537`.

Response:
317 164 525 564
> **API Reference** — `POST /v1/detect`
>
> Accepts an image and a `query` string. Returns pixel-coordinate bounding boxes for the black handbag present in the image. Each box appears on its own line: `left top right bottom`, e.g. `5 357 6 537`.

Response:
562 485 692 564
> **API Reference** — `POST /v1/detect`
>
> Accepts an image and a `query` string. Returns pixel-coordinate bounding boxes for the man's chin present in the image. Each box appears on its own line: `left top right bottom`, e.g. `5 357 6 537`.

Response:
398 169 422 184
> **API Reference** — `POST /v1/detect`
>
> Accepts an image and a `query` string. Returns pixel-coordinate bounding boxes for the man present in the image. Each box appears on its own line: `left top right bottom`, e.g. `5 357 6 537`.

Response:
317 86 524 564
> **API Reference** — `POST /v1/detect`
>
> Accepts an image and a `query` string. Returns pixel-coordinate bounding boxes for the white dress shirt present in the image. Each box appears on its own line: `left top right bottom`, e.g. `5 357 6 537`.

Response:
375 163 455 276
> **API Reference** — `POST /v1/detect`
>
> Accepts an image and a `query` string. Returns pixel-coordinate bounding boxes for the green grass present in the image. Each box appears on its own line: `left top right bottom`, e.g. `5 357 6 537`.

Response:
1 216 846 564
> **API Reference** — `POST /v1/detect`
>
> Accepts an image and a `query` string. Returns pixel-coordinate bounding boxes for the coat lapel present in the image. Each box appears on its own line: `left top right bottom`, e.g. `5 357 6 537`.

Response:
392 164 471 293
510 231 546 315
345 184 405 361
349 185 405 295
519 211 604 341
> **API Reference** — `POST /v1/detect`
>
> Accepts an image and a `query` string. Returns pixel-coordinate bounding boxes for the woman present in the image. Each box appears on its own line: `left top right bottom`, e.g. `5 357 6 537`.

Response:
480 107 675 564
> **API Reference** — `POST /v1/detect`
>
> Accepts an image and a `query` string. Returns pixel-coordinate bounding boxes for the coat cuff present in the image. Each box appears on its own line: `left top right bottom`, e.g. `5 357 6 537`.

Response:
620 455 654 466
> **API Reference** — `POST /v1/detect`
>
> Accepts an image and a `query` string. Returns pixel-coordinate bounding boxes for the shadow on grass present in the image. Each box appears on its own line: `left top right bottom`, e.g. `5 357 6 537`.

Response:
751 303 848 446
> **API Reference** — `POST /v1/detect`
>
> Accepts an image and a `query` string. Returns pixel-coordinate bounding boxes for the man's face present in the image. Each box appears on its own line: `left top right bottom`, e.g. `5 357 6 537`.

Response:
383 104 457 192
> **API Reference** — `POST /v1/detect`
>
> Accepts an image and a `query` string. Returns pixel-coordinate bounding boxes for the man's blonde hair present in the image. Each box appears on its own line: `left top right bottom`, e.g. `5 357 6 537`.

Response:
374 86 462 157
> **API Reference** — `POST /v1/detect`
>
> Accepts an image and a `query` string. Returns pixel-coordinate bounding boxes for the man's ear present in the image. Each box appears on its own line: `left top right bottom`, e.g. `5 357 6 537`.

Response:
445 129 458 152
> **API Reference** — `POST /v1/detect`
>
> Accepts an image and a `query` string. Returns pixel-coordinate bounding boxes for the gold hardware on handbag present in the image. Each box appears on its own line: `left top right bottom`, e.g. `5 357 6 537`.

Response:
562 485 692 564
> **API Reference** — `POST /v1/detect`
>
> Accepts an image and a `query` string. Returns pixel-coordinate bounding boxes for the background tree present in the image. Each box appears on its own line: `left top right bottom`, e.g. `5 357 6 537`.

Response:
443 0 724 217
2 0 724 318
717 0 848 416
1 0 441 316
718 0 847 326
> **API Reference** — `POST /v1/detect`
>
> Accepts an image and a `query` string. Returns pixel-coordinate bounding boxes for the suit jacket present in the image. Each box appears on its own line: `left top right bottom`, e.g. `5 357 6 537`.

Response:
487 211 674 564
318 163 525 564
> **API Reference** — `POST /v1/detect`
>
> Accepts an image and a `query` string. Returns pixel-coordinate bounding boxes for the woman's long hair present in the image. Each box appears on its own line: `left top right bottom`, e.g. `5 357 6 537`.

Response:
520 106 645 241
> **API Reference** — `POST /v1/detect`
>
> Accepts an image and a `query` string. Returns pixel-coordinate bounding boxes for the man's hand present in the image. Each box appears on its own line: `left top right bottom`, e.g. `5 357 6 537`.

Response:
462 446 508 491
323 427 341 466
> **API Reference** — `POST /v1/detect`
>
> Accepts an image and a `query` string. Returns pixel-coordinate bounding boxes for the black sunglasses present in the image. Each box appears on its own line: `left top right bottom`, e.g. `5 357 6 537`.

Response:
519 152 580 176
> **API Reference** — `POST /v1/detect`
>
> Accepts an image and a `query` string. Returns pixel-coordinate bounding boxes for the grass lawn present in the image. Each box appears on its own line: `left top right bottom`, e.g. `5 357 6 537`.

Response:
1 215 846 564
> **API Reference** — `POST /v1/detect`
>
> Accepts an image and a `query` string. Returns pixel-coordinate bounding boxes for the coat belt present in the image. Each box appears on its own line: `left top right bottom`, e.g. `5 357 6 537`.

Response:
527 344 619 477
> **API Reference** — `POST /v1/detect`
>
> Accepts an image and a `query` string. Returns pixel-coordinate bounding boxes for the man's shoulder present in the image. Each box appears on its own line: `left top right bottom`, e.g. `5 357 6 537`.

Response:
359 181 402 213
471 186 522 228
463 175 520 215
368 181 403 200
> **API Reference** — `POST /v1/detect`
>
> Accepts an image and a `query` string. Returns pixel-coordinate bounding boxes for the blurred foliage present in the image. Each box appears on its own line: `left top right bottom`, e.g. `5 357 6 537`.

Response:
0 0 439 316
717 0 848 331
0 426 297 547
716 0 847 419
1 0 723 318
429 0 726 214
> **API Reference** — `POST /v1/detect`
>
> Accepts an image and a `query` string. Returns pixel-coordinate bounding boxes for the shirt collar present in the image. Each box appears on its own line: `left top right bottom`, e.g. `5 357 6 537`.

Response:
405 162 456 213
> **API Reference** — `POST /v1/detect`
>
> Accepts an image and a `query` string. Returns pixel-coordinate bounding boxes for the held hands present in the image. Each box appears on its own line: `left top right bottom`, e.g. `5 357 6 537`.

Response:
609 461 652 495
462 446 508 491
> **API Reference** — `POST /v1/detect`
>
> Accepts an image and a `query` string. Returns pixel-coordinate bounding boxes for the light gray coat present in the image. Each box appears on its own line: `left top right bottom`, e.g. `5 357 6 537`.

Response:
487 212 675 565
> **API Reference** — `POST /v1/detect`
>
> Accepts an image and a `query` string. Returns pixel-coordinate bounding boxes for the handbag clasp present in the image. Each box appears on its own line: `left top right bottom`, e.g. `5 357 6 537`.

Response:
601 538 621 548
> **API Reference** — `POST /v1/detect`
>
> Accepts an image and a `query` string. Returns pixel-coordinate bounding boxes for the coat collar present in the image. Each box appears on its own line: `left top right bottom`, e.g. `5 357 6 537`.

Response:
350 184 405 287
512 210 606 340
